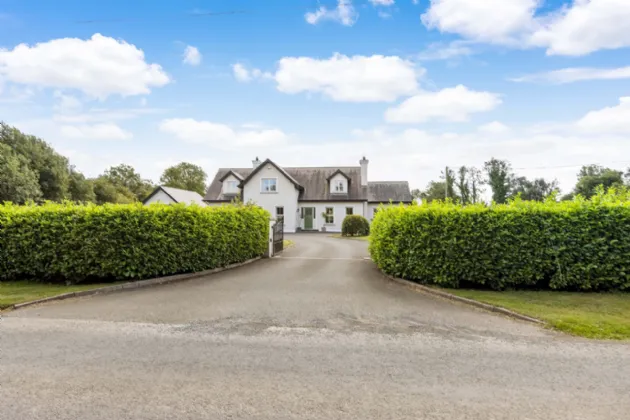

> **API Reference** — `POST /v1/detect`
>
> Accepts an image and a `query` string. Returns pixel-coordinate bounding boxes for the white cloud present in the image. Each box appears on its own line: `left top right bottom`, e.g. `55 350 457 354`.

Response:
52 107 165 124
305 0 358 26
531 0 630 56
183 45 202 66
370 0 395 5
575 97 630 134
60 123 133 140
478 121 510 134
53 91 82 113
159 118 289 150
511 66 630 84
421 0 538 44
232 63 252 82
274 53 422 102
385 85 502 123
0 34 170 99
416 41 474 60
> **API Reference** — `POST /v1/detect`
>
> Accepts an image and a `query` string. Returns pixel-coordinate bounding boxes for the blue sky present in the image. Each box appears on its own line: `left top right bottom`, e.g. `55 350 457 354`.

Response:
1 0 630 192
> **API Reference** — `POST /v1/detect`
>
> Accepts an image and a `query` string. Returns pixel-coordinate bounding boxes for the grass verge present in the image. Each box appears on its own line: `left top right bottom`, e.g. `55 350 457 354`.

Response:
446 289 630 340
330 234 370 241
0 281 119 310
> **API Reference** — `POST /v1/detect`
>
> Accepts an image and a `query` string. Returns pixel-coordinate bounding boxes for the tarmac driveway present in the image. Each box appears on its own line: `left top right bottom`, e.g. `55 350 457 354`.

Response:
3 234 630 420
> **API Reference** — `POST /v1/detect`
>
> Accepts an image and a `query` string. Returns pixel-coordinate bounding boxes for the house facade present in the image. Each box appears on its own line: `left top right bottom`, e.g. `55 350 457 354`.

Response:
143 186 207 206
204 157 412 233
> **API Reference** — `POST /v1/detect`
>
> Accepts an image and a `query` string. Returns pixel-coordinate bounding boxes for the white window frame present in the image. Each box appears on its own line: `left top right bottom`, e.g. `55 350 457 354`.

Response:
333 180 345 193
224 180 238 193
275 206 284 222
324 207 334 224
261 178 278 193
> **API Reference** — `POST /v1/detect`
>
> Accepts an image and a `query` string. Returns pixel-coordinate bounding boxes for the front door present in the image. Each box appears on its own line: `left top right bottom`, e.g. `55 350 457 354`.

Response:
304 207 314 230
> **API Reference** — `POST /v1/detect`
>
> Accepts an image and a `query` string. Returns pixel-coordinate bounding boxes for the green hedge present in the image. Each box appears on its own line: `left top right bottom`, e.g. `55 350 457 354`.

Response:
342 214 370 236
0 202 269 284
370 198 630 291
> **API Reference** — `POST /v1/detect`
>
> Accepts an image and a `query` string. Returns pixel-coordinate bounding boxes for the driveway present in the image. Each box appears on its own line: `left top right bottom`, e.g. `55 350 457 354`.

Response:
2 234 629 420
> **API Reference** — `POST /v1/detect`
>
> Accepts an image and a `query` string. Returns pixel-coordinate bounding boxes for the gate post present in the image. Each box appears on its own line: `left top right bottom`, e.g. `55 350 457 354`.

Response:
267 220 275 257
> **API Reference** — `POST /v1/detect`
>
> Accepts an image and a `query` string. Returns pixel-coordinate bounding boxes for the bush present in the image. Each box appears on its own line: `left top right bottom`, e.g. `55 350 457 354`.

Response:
0 202 269 284
370 195 630 291
342 214 370 237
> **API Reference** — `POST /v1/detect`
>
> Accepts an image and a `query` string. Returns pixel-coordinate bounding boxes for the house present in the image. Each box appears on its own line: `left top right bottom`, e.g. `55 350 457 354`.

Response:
204 157 412 233
143 186 207 206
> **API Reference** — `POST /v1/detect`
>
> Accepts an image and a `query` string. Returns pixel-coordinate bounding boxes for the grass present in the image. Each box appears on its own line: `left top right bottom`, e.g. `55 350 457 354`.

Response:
0 281 119 310
446 289 630 340
330 234 370 241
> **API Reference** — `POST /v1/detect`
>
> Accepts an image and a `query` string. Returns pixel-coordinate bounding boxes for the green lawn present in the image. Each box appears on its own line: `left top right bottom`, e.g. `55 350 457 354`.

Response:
330 234 370 241
0 281 117 309
446 289 630 340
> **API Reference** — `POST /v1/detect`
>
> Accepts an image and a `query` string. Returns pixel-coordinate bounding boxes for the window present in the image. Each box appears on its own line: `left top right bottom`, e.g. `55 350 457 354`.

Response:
324 207 334 224
261 178 277 192
373 208 378 217
346 207 353 215
225 181 237 193
276 206 284 223
333 180 344 193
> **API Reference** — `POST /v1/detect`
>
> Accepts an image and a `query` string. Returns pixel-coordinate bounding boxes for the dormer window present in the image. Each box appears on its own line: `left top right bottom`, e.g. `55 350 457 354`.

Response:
225 181 238 193
333 180 344 193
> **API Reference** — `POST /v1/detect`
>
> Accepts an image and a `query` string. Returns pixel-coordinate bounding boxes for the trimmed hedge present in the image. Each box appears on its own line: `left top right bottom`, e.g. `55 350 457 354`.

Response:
342 214 370 237
0 202 269 284
370 198 630 291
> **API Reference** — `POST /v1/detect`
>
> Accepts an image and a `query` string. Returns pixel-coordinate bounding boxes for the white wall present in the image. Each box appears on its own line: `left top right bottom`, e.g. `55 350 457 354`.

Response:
328 173 348 195
144 190 176 205
243 164 300 232
297 202 364 233
367 204 381 221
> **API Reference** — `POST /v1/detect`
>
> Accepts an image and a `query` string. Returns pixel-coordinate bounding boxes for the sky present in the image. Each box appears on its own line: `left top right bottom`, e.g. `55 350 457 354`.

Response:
1 0 630 193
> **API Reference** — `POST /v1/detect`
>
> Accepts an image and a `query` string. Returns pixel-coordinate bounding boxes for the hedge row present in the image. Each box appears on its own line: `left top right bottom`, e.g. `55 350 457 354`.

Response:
0 202 269 284
370 197 630 291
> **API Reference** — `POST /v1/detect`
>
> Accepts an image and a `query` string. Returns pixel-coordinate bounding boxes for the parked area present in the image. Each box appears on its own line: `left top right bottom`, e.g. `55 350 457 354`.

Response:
3 234 629 420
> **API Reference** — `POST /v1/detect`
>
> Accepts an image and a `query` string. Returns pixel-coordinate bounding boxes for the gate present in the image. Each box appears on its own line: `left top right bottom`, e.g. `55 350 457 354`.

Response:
273 221 284 255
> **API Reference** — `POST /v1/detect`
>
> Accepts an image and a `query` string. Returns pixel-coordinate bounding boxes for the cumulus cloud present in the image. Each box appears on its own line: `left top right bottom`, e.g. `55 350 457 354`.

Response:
0 33 170 98
575 97 630 134
232 63 272 83
183 45 202 66
478 121 510 134
305 0 358 26
159 118 289 150
274 53 422 102
385 85 502 123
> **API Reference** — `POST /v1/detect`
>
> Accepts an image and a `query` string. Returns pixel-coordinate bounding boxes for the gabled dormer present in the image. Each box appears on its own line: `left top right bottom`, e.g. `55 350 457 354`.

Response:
219 170 244 196
326 169 351 195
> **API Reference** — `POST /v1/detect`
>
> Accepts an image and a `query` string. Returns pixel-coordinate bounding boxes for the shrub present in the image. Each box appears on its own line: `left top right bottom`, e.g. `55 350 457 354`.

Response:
370 195 630 291
342 214 370 236
0 202 269 284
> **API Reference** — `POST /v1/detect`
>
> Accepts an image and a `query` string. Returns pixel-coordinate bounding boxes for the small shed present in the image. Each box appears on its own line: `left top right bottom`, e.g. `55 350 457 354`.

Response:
143 186 207 206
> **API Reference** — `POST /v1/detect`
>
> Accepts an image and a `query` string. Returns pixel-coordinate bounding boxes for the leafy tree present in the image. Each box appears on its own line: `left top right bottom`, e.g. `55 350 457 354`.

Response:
0 143 43 203
159 162 207 195
0 122 70 201
573 165 623 199
102 164 154 201
454 166 484 204
92 177 136 204
484 158 514 204
68 167 96 203
411 188 422 200
512 177 559 201
440 167 457 201
420 181 457 203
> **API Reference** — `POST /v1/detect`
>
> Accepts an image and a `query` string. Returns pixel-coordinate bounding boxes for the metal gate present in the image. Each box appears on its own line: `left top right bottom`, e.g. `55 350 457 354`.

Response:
273 221 284 254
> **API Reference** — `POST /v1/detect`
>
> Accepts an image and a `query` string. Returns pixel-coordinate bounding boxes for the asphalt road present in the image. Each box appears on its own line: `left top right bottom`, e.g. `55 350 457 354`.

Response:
1 234 629 419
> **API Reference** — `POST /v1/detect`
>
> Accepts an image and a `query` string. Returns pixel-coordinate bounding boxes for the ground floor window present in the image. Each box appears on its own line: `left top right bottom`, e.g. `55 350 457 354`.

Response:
324 207 334 224
346 207 353 215
276 206 284 223
373 208 378 218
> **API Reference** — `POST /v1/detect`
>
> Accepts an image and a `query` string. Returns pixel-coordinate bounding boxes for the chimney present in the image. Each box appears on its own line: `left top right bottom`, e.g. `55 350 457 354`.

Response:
252 157 261 168
360 156 369 186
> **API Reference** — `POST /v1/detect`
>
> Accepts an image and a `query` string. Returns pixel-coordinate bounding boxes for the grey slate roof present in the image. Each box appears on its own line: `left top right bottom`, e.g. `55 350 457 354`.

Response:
204 163 412 203
145 186 207 206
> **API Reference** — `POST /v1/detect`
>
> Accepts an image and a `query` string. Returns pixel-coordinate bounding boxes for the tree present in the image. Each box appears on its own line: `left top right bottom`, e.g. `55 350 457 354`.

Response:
0 143 43 203
573 165 623 198
159 162 207 195
0 122 70 201
102 164 154 201
68 167 96 203
440 166 457 201
512 177 559 201
411 188 422 201
92 177 136 204
420 181 454 203
484 158 514 204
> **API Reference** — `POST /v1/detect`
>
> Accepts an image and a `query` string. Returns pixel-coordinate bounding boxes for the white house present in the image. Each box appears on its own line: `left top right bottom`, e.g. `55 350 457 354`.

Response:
204 157 412 233
143 186 207 206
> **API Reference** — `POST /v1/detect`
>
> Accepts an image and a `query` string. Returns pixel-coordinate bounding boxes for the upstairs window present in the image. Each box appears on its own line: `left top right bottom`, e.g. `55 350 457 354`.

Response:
324 207 334 224
333 180 345 193
224 181 238 193
261 178 277 192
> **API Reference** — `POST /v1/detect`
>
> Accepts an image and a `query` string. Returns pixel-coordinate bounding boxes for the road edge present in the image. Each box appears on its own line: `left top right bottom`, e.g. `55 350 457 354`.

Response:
10 257 262 311
381 273 545 325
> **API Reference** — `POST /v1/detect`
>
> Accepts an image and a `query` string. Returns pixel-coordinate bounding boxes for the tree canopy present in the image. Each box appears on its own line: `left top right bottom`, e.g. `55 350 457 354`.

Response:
160 162 208 195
